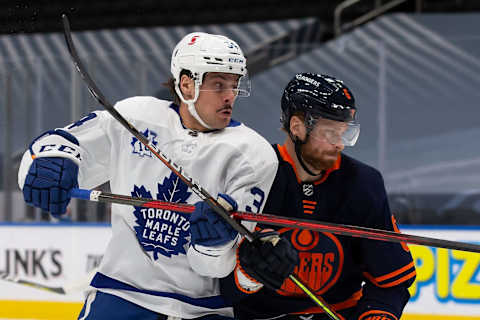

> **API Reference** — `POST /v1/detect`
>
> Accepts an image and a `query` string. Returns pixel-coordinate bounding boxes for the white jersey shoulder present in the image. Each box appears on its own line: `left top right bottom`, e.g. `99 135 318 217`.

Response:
114 96 175 121
221 123 277 171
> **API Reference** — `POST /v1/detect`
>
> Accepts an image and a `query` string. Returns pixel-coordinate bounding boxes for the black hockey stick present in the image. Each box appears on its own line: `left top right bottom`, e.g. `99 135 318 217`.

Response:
72 188 480 253
61 14 341 320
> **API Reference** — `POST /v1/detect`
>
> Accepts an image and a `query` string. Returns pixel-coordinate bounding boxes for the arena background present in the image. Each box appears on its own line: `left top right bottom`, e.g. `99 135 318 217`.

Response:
1 1 480 319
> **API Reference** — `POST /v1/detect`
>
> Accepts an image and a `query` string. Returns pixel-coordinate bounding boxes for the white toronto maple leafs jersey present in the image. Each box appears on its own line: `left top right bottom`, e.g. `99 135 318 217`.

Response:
18 97 278 318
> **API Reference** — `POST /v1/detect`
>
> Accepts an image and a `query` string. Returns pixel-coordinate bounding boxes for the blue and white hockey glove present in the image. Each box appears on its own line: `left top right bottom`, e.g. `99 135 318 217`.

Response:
237 230 299 290
23 157 79 217
189 193 239 247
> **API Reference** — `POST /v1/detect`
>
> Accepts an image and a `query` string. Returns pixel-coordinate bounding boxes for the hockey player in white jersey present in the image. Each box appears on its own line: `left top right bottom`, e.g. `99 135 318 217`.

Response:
17 32 278 319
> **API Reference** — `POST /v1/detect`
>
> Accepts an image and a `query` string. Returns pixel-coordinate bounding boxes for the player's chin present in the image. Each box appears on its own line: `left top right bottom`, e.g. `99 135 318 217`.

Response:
217 114 232 124
211 118 231 129
319 155 337 168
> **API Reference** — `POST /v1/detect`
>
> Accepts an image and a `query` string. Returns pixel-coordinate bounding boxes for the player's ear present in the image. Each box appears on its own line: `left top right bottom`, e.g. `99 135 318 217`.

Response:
290 116 307 140
180 74 194 100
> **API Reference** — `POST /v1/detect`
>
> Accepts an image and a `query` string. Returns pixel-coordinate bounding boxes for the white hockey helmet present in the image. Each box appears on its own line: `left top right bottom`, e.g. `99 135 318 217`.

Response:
170 32 249 129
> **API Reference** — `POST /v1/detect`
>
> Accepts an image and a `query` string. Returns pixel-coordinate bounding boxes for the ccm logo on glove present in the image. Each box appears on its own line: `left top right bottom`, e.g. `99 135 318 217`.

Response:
37 144 81 160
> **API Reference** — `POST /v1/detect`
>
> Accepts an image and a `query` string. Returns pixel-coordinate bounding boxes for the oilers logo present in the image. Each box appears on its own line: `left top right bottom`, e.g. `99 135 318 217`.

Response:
277 229 343 296
131 172 192 259
131 128 158 158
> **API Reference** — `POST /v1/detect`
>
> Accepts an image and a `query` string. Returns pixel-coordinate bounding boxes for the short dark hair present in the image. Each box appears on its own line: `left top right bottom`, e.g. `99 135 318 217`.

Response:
162 77 179 105
162 70 194 105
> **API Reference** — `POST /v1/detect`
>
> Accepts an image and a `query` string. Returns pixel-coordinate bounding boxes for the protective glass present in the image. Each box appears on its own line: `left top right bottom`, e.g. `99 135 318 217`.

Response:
199 73 251 97
309 119 360 147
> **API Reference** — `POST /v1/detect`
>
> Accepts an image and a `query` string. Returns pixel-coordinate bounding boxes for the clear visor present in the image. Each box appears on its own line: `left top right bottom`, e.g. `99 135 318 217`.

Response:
198 73 251 97
309 120 360 147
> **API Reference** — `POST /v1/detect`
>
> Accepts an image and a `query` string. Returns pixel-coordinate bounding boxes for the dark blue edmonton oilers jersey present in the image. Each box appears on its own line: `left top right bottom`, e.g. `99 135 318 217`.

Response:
220 144 416 320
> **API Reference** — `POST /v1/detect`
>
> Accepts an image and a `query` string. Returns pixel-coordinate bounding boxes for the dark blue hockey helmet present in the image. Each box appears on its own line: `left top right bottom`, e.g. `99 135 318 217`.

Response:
281 73 357 129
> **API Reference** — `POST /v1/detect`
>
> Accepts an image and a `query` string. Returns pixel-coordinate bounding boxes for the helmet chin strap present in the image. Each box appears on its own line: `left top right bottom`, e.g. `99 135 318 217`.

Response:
291 133 323 177
186 100 212 130
175 81 213 130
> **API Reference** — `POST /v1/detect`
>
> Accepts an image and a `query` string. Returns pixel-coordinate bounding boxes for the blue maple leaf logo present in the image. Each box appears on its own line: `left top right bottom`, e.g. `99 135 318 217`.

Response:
131 128 158 158
131 174 192 259
156 173 192 203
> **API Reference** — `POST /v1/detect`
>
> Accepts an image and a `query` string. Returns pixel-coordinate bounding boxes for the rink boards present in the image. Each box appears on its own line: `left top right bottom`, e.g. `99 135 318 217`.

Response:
0 224 478 319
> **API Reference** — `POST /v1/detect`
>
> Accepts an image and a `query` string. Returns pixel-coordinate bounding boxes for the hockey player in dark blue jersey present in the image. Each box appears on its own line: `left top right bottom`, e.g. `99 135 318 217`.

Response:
220 73 416 320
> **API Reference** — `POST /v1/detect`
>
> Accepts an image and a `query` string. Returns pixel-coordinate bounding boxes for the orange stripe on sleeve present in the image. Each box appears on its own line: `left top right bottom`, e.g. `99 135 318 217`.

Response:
373 261 416 283
385 271 417 287
363 268 416 288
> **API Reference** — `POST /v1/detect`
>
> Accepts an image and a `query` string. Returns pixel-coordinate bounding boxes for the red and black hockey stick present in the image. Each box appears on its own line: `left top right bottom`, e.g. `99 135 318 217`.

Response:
62 14 341 320
71 188 480 253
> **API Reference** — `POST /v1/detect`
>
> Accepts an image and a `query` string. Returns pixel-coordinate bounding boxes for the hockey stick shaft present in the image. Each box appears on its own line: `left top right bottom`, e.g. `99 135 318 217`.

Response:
0 268 97 295
62 15 340 320
0 274 65 294
72 188 480 253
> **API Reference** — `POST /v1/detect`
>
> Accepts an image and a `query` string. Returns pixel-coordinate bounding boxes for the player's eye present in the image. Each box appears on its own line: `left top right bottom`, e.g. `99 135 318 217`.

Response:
324 129 340 139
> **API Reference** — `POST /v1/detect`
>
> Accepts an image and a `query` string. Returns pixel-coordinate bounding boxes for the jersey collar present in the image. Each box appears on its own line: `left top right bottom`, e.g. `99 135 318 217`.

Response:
277 144 341 185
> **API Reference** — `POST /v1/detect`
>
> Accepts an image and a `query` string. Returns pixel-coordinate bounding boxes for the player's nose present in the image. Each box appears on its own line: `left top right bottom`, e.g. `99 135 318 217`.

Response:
222 89 236 103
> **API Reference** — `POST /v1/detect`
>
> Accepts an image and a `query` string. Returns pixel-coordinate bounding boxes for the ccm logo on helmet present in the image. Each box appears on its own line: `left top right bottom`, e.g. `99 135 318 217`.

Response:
228 57 244 64
188 35 200 45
